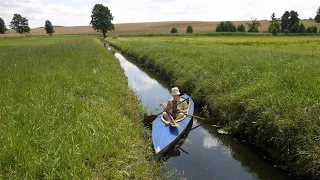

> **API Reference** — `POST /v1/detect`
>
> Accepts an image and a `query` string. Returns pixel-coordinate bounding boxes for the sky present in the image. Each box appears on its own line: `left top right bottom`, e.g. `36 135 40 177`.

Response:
0 0 319 28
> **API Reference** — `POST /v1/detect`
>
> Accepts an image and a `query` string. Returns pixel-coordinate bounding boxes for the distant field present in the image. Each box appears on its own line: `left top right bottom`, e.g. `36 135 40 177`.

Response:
2 20 319 36
105 36 320 179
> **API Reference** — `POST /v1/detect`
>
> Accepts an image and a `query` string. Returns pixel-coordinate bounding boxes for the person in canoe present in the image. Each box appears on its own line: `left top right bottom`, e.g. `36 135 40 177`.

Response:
162 87 189 126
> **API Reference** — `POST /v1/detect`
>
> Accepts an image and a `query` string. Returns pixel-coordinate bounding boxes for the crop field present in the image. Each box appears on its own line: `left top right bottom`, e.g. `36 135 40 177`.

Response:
1 20 319 37
105 36 320 178
0 36 159 179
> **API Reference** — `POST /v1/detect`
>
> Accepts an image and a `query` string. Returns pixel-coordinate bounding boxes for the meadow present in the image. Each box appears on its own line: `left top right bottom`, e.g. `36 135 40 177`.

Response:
105 36 320 178
1 20 319 37
0 36 159 179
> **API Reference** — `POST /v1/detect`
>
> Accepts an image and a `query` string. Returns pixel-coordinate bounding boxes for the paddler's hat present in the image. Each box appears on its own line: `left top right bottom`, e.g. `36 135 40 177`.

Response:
171 87 180 96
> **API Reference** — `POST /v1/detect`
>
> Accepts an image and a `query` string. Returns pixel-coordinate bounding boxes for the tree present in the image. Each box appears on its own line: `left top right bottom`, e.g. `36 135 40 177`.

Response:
247 18 261 32
171 27 178 33
281 11 290 32
90 4 114 38
315 7 320 23
216 21 236 32
0 17 7 34
268 13 280 33
271 27 278 35
186 25 193 33
9 14 30 34
44 20 55 36
289 10 300 33
298 23 306 33
237 24 246 32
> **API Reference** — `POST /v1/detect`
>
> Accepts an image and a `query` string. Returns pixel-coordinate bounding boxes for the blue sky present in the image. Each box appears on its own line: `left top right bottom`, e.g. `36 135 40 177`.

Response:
0 0 319 28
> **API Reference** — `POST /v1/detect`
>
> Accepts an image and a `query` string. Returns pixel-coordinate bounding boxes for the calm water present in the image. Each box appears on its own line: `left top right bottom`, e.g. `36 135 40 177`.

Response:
103 43 295 180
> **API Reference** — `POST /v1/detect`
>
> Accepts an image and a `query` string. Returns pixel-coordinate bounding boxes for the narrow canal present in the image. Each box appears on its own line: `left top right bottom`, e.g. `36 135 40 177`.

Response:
102 42 295 180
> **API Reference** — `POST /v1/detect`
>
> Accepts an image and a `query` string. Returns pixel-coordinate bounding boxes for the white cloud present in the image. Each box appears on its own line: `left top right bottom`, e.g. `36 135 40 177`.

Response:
0 0 319 28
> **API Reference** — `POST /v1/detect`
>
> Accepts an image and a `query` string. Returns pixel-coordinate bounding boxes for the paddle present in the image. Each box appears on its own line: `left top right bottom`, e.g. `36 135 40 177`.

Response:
143 98 189 123
184 113 209 120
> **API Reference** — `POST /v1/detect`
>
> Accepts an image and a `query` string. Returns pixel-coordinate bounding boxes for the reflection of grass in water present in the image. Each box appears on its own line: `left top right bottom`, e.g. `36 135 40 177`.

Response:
0 36 159 179
106 36 320 179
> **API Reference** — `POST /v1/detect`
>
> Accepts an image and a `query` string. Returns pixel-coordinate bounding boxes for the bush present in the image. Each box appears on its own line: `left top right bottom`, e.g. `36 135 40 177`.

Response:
171 27 178 34
271 27 278 35
306 26 318 33
268 21 280 33
237 24 246 32
216 21 236 32
186 25 193 33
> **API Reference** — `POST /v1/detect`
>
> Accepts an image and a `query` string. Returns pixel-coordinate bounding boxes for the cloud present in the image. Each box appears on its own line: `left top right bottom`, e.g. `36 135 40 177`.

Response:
0 0 319 28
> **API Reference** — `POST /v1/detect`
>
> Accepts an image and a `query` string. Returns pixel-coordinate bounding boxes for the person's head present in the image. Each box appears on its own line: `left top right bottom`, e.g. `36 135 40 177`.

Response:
171 87 180 99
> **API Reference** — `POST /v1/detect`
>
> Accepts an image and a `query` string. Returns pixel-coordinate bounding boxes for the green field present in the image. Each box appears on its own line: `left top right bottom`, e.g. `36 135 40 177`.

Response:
0 36 159 179
105 36 320 178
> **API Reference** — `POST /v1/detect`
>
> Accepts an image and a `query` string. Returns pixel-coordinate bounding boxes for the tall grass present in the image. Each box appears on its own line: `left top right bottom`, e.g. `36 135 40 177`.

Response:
105 36 320 179
0 36 159 179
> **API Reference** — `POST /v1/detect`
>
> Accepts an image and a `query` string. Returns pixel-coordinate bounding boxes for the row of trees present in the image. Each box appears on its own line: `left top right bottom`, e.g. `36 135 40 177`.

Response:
0 14 55 35
171 25 193 33
215 18 262 33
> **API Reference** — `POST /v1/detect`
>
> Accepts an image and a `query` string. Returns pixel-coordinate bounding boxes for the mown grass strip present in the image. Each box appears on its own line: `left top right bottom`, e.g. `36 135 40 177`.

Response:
105 36 320 179
0 36 159 179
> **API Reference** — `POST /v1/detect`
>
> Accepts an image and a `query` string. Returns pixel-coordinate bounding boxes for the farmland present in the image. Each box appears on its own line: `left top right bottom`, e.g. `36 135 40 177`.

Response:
105 36 320 178
2 20 319 37
0 36 159 179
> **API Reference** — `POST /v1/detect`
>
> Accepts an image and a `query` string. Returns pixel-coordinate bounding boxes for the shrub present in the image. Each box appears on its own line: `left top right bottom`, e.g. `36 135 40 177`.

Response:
186 25 193 33
298 23 306 33
171 27 178 34
306 26 318 33
216 21 236 32
237 24 246 32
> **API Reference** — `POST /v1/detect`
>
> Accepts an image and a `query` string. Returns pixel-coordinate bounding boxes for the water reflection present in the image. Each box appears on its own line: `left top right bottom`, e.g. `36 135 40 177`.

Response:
114 52 171 114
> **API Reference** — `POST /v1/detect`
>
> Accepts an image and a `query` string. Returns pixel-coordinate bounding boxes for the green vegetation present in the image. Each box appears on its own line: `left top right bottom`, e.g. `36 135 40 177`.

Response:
171 27 178 33
247 18 261 32
306 26 318 33
237 24 246 32
105 36 320 179
9 14 30 34
0 17 6 34
90 4 115 38
186 25 193 33
315 6 320 23
216 21 236 32
44 20 55 36
0 36 158 179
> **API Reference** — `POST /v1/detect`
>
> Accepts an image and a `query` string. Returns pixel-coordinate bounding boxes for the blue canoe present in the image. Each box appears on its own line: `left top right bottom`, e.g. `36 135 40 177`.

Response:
152 94 194 158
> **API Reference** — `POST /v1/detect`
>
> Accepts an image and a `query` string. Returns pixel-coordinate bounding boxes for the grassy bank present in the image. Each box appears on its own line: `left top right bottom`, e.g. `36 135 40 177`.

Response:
0 36 159 179
105 36 320 179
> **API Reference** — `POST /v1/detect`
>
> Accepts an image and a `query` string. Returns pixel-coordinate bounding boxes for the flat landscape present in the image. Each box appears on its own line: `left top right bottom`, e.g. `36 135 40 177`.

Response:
105 35 320 178
0 36 159 179
2 20 319 36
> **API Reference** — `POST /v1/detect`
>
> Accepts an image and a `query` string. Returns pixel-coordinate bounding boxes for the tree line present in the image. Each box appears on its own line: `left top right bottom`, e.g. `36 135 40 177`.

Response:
213 9 319 35
170 7 320 34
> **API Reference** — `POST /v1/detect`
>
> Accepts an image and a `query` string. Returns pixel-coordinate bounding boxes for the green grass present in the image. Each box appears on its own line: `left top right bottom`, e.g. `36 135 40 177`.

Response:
0 36 159 179
105 36 320 179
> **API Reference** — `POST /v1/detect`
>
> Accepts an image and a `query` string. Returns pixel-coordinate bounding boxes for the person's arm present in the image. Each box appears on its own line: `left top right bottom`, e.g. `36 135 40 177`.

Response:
165 100 172 111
